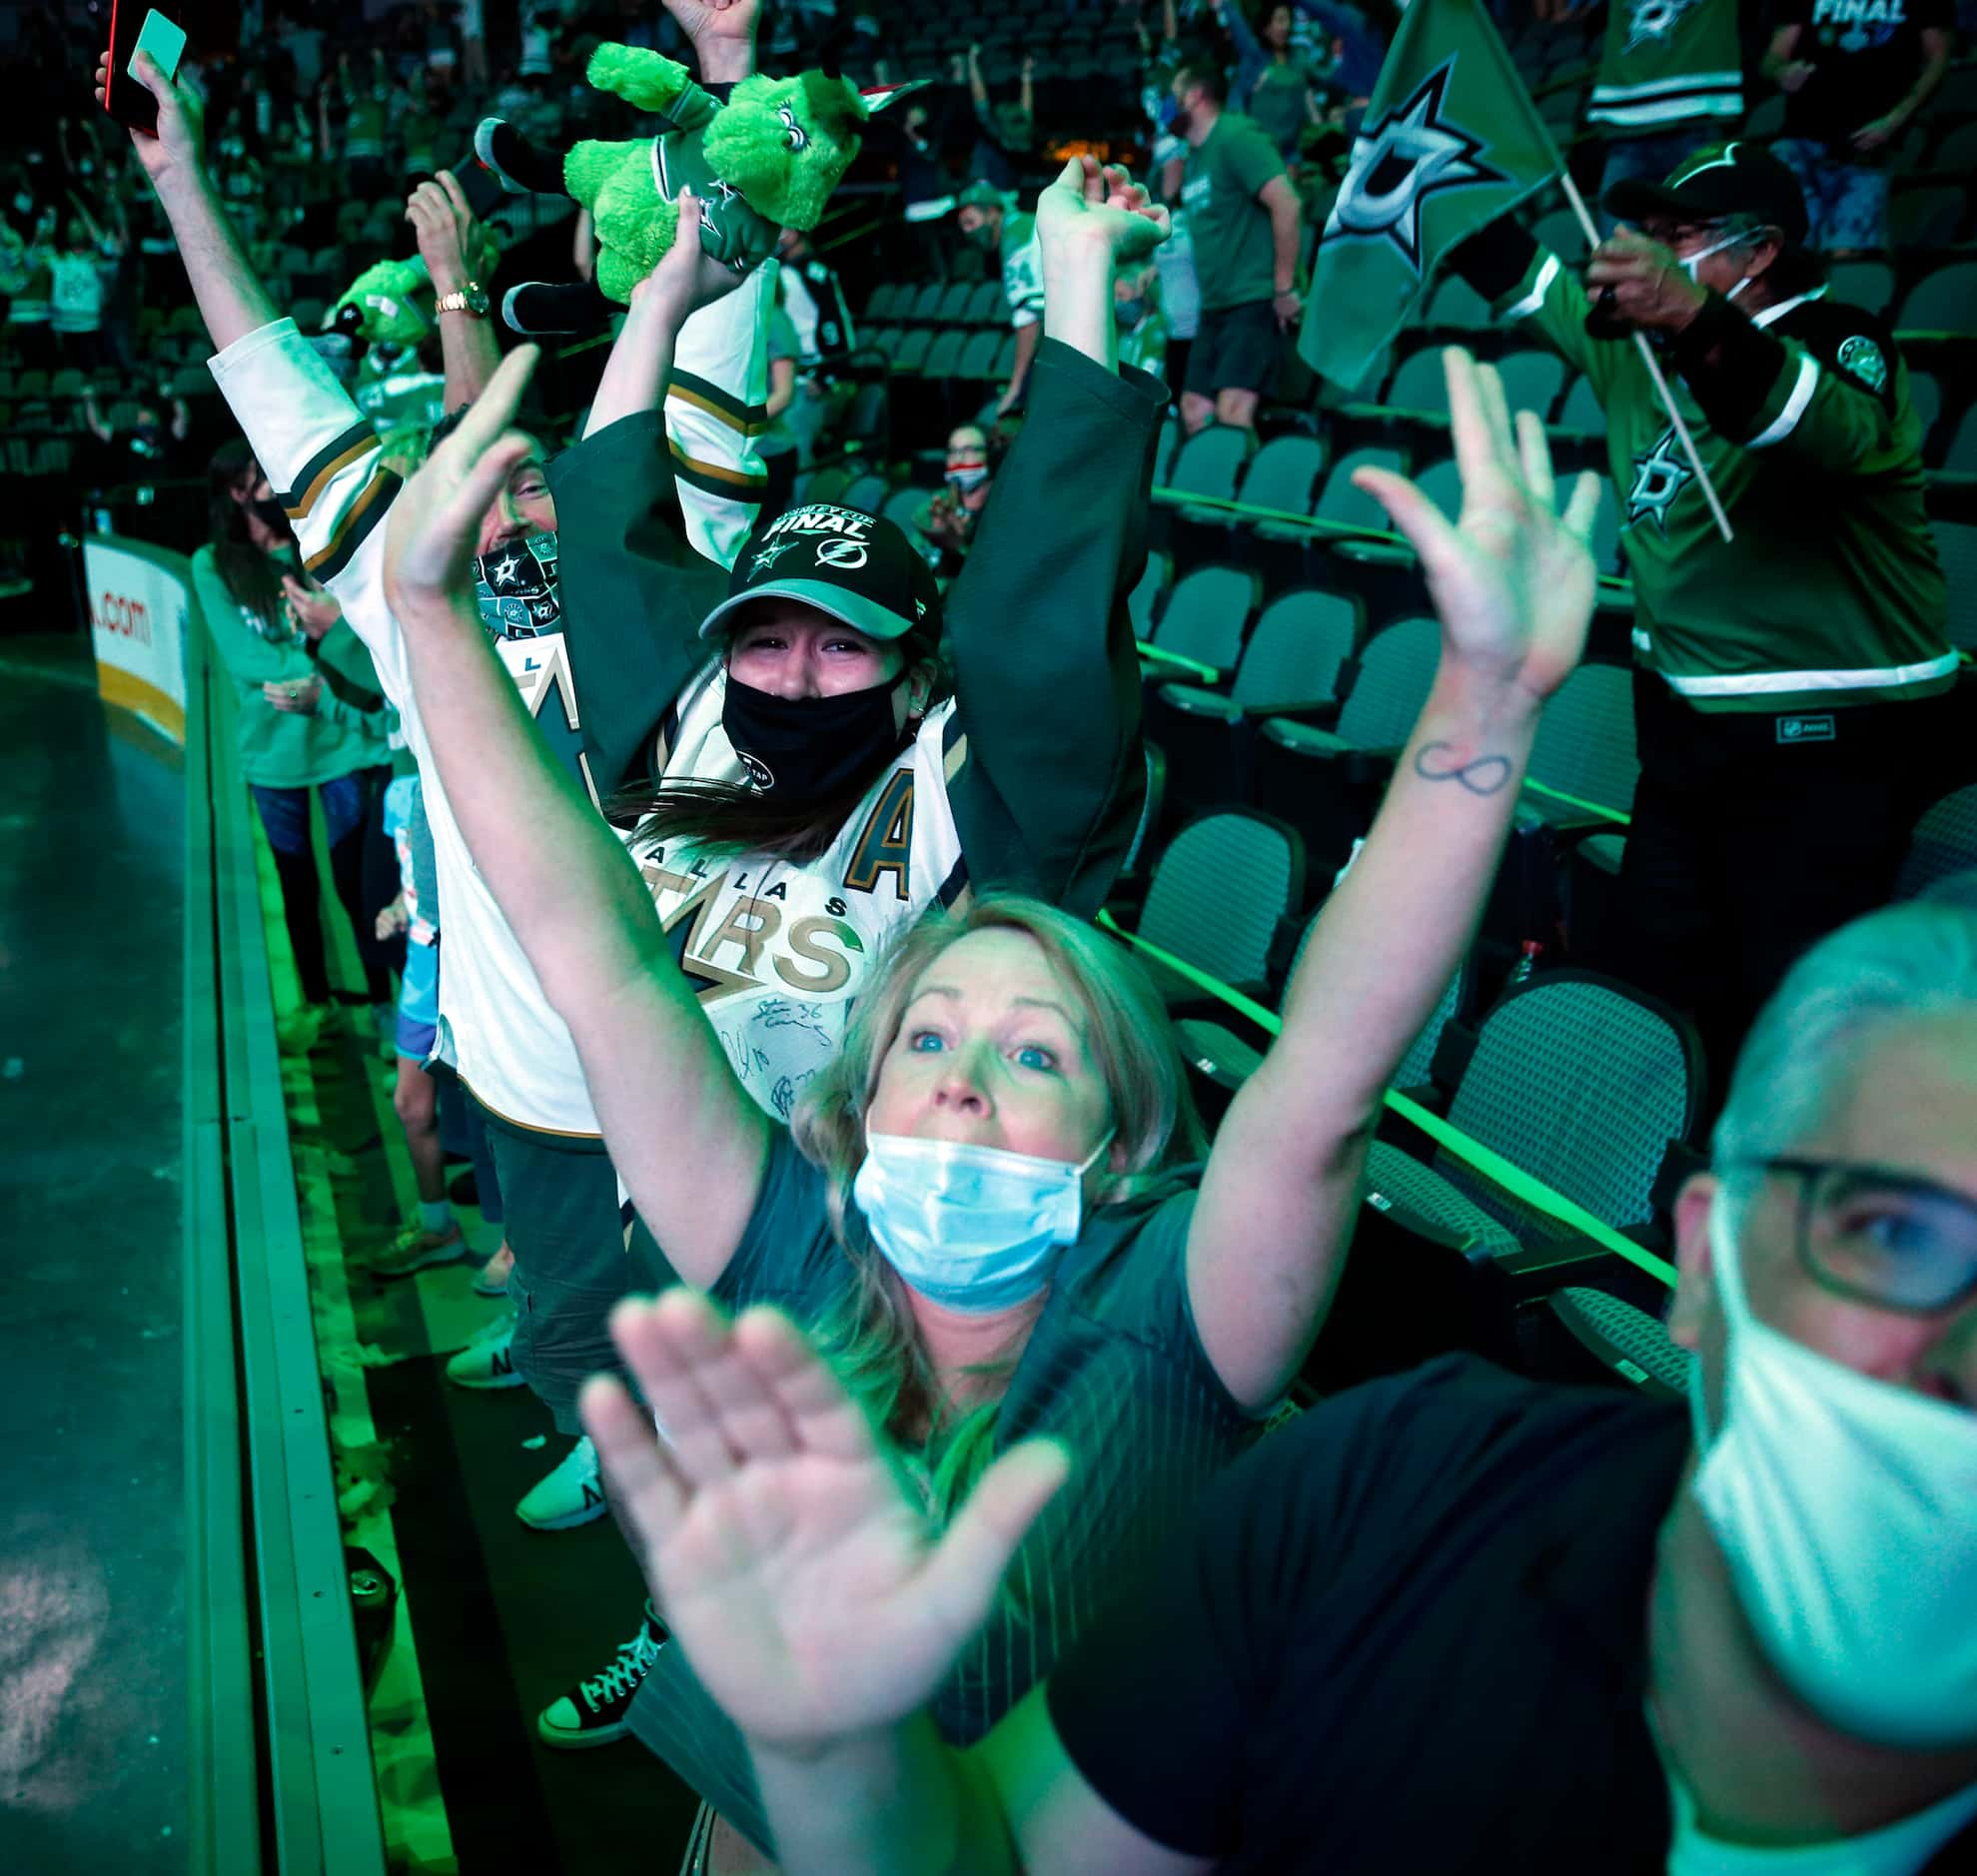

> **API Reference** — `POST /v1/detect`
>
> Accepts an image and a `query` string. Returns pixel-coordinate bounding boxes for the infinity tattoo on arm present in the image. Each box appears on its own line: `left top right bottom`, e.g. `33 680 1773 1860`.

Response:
1413 741 1513 796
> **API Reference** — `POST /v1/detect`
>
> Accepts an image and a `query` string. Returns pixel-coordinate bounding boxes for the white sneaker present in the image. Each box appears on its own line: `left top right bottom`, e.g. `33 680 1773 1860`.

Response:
537 1607 667 1749
445 1316 525 1391
516 1435 607 1531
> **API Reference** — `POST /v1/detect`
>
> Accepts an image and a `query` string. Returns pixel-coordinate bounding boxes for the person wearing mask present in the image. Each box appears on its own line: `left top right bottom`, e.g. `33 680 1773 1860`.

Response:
578 896 1977 1876
381 336 1604 1866
1168 55 1304 437
81 382 192 480
911 422 998 573
773 224 857 465
191 440 397 1054
1766 0 1956 257
954 182 1045 419
1451 140 1960 1095
103 11 771 1554
898 97 958 283
48 214 119 370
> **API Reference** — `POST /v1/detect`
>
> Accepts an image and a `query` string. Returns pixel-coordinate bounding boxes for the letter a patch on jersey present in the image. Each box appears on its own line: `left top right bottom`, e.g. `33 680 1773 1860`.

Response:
1625 426 1694 534
1324 60 1505 274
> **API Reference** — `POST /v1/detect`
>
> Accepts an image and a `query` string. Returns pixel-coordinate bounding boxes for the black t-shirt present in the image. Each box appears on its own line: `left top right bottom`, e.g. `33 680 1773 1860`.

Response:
1052 1358 1692 1873
1783 0 1954 146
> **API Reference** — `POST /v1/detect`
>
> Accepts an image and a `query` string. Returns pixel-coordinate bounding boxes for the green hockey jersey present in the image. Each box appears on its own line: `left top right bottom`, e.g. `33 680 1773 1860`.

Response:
1496 247 1953 714
1587 0 1744 136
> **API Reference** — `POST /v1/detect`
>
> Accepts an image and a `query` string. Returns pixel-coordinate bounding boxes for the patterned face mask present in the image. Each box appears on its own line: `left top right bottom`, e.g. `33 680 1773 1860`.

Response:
472 532 561 639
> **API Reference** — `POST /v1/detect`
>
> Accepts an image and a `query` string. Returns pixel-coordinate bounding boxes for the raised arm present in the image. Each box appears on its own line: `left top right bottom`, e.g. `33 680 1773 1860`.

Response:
1183 351 1602 1412
407 170 500 410
95 50 278 354
380 280 770 1291
946 160 1170 914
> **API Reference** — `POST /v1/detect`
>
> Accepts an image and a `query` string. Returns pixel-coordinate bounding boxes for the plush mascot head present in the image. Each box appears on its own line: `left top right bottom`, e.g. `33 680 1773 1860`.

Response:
328 227 502 347
700 69 876 232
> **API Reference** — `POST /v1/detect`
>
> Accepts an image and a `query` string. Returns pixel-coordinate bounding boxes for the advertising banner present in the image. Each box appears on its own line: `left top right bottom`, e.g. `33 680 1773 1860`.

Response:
85 535 192 744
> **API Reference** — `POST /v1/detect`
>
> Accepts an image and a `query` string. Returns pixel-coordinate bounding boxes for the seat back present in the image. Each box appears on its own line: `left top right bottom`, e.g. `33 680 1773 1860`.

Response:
880 484 925 534
1889 196 1966 260
1382 349 1451 416
956 329 1003 380
1139 811 1303 989
1233 590 1359 708
1153 565 1255 671
1526 662 1638 816
1237 435 1327 516
1170 424 1252 503
1942 401 1977 473
1496 351 1566 423
1337 616 1442 748
1413 458 1464 520
1129 551 1170 639
922 329 969 378
1557 377 1603 435
1280 904 1468 1088
1442 974 1699 1234
1827 259 1895 317
841 472 889 514
1315 447 1406 529
1896 783 1977 899
1936 519 1977 652
1424 272 1492 331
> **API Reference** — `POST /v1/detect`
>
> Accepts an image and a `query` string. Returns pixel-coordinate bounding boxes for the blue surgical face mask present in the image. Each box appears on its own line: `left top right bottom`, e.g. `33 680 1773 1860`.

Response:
1114 296 1149 330
852 1128 1115 1313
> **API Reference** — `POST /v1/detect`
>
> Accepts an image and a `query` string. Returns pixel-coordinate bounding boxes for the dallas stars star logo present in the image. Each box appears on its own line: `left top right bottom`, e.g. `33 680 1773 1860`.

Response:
749 537 798 578
488 552 521 587
1623 0 1701 52
1626 426 1694 533
1325 58 1505 275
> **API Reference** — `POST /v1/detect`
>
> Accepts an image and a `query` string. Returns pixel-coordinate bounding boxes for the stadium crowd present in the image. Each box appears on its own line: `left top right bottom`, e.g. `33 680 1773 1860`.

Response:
19 0 1977 1863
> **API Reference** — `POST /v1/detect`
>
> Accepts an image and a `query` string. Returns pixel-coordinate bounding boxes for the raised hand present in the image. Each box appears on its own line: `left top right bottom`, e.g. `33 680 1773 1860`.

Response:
383 344 540 621
405 170 487 298
281 572 342 640
94 48 205 189
1036 155 1170 265
663 0 758 82
633 187 743 324
582 1289 1069 1755
1353 349 1600 706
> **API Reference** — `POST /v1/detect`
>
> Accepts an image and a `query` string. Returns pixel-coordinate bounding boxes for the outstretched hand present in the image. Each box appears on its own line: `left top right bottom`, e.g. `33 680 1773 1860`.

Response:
581 1289 1069 1756
383 344 539 621
628 188 745 325
1353 349 1600 706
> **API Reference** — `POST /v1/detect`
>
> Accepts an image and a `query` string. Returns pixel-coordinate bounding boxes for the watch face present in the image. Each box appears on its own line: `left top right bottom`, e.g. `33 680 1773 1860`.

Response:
466 286 490 316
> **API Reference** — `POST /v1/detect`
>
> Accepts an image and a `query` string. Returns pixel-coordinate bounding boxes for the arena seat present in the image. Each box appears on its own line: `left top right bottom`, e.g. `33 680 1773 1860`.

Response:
1423 271 1492 332
1521 662 1639 827
1889 191 1966 256
1896 784 1977 899
1897 261 1977 334
1555 376 1603 436
1142 563 1258 682
1251 615 1443 872
864 281 904 322
1934 518 1977 651
1542 1286 1694 1402
1312 446 1407 531
1129 551 1171 640
932 281 973 326
1910 368 1943 454
879 484 926 535
1127 809 1307 1006
1379 348 1455 420
1940 402 1977 473
922 328 968 379
1828 258 1896 317
956 329 1002 381
1237 434 1328 519
1170 424 1257 568
842 471 889 513
1495 351 1568 425
1361 970 1702 1265
964 281 1007 327
1143 588 1362 817
890 328 932 373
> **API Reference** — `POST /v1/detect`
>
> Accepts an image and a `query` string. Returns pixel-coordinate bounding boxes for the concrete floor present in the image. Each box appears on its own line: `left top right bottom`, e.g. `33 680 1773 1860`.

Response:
0 636 187 1874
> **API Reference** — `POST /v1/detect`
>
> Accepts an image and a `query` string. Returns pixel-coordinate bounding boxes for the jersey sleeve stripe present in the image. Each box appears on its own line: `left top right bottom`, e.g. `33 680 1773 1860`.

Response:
278 419 381 517
1746 353 1820 449
1502 254 1561 324
1589 71 1743 102
668 441 766 496
303 463 402 583
668 369 769 438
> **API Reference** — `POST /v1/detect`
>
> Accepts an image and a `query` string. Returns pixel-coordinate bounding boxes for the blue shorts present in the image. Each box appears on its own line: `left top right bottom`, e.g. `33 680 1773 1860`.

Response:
249 770 371 856
1772 140 1889 253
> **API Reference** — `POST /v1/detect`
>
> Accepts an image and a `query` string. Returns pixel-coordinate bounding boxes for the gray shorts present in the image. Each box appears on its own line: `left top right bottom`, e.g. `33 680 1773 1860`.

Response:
472 1095 631 1435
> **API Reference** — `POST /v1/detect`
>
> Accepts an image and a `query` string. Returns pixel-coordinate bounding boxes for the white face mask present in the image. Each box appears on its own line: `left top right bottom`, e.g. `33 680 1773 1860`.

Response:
1690 1188 1977 1748
1678 228 1754 300
852 1129 1114 1314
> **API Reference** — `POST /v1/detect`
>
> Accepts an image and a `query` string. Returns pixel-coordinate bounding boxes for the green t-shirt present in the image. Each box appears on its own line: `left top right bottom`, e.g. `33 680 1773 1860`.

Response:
625 1129 1259 1855
757 306 801 460
191 543 393 785
1247 58 1323 159
1180 112 1288 313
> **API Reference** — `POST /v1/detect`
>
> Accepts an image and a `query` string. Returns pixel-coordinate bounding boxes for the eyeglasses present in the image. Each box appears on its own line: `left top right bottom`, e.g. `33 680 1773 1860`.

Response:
1735 1157 1977 1315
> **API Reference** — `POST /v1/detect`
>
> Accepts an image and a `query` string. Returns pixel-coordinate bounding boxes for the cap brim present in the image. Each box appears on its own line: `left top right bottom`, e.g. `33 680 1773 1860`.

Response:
699 577 917 643
1600 178 1688 228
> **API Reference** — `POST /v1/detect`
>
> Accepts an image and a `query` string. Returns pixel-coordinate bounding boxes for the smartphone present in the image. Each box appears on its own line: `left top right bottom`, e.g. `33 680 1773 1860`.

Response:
104 5 187 137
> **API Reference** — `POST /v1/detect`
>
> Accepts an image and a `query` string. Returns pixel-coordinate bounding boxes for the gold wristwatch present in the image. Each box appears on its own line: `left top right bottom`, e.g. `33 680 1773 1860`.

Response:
435 281 491 318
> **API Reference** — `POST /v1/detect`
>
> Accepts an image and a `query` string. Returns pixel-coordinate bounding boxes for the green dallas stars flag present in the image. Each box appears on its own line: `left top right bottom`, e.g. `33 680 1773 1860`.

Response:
1302 0 1562 391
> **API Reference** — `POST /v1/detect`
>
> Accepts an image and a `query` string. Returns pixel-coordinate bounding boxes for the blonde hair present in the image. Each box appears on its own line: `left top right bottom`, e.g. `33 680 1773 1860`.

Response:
789 892 1206 1524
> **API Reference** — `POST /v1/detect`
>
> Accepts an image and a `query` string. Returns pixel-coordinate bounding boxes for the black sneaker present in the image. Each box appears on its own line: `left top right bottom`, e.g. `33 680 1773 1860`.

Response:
500 279 613 339
472 117 563 196
536 1609 668 1749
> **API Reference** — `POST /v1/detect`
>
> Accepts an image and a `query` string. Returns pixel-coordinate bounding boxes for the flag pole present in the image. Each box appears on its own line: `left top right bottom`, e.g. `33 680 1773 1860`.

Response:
1557 169 1734 544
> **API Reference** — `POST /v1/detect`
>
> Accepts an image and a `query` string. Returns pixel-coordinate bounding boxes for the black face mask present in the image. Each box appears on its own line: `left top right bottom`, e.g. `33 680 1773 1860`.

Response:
251 495 292 537
721 668 911 805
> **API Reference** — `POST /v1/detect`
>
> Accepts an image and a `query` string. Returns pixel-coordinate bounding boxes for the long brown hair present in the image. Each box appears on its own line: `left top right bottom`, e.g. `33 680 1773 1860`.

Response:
610 629 953 864
206 437 289 635
788 893 1208 1524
